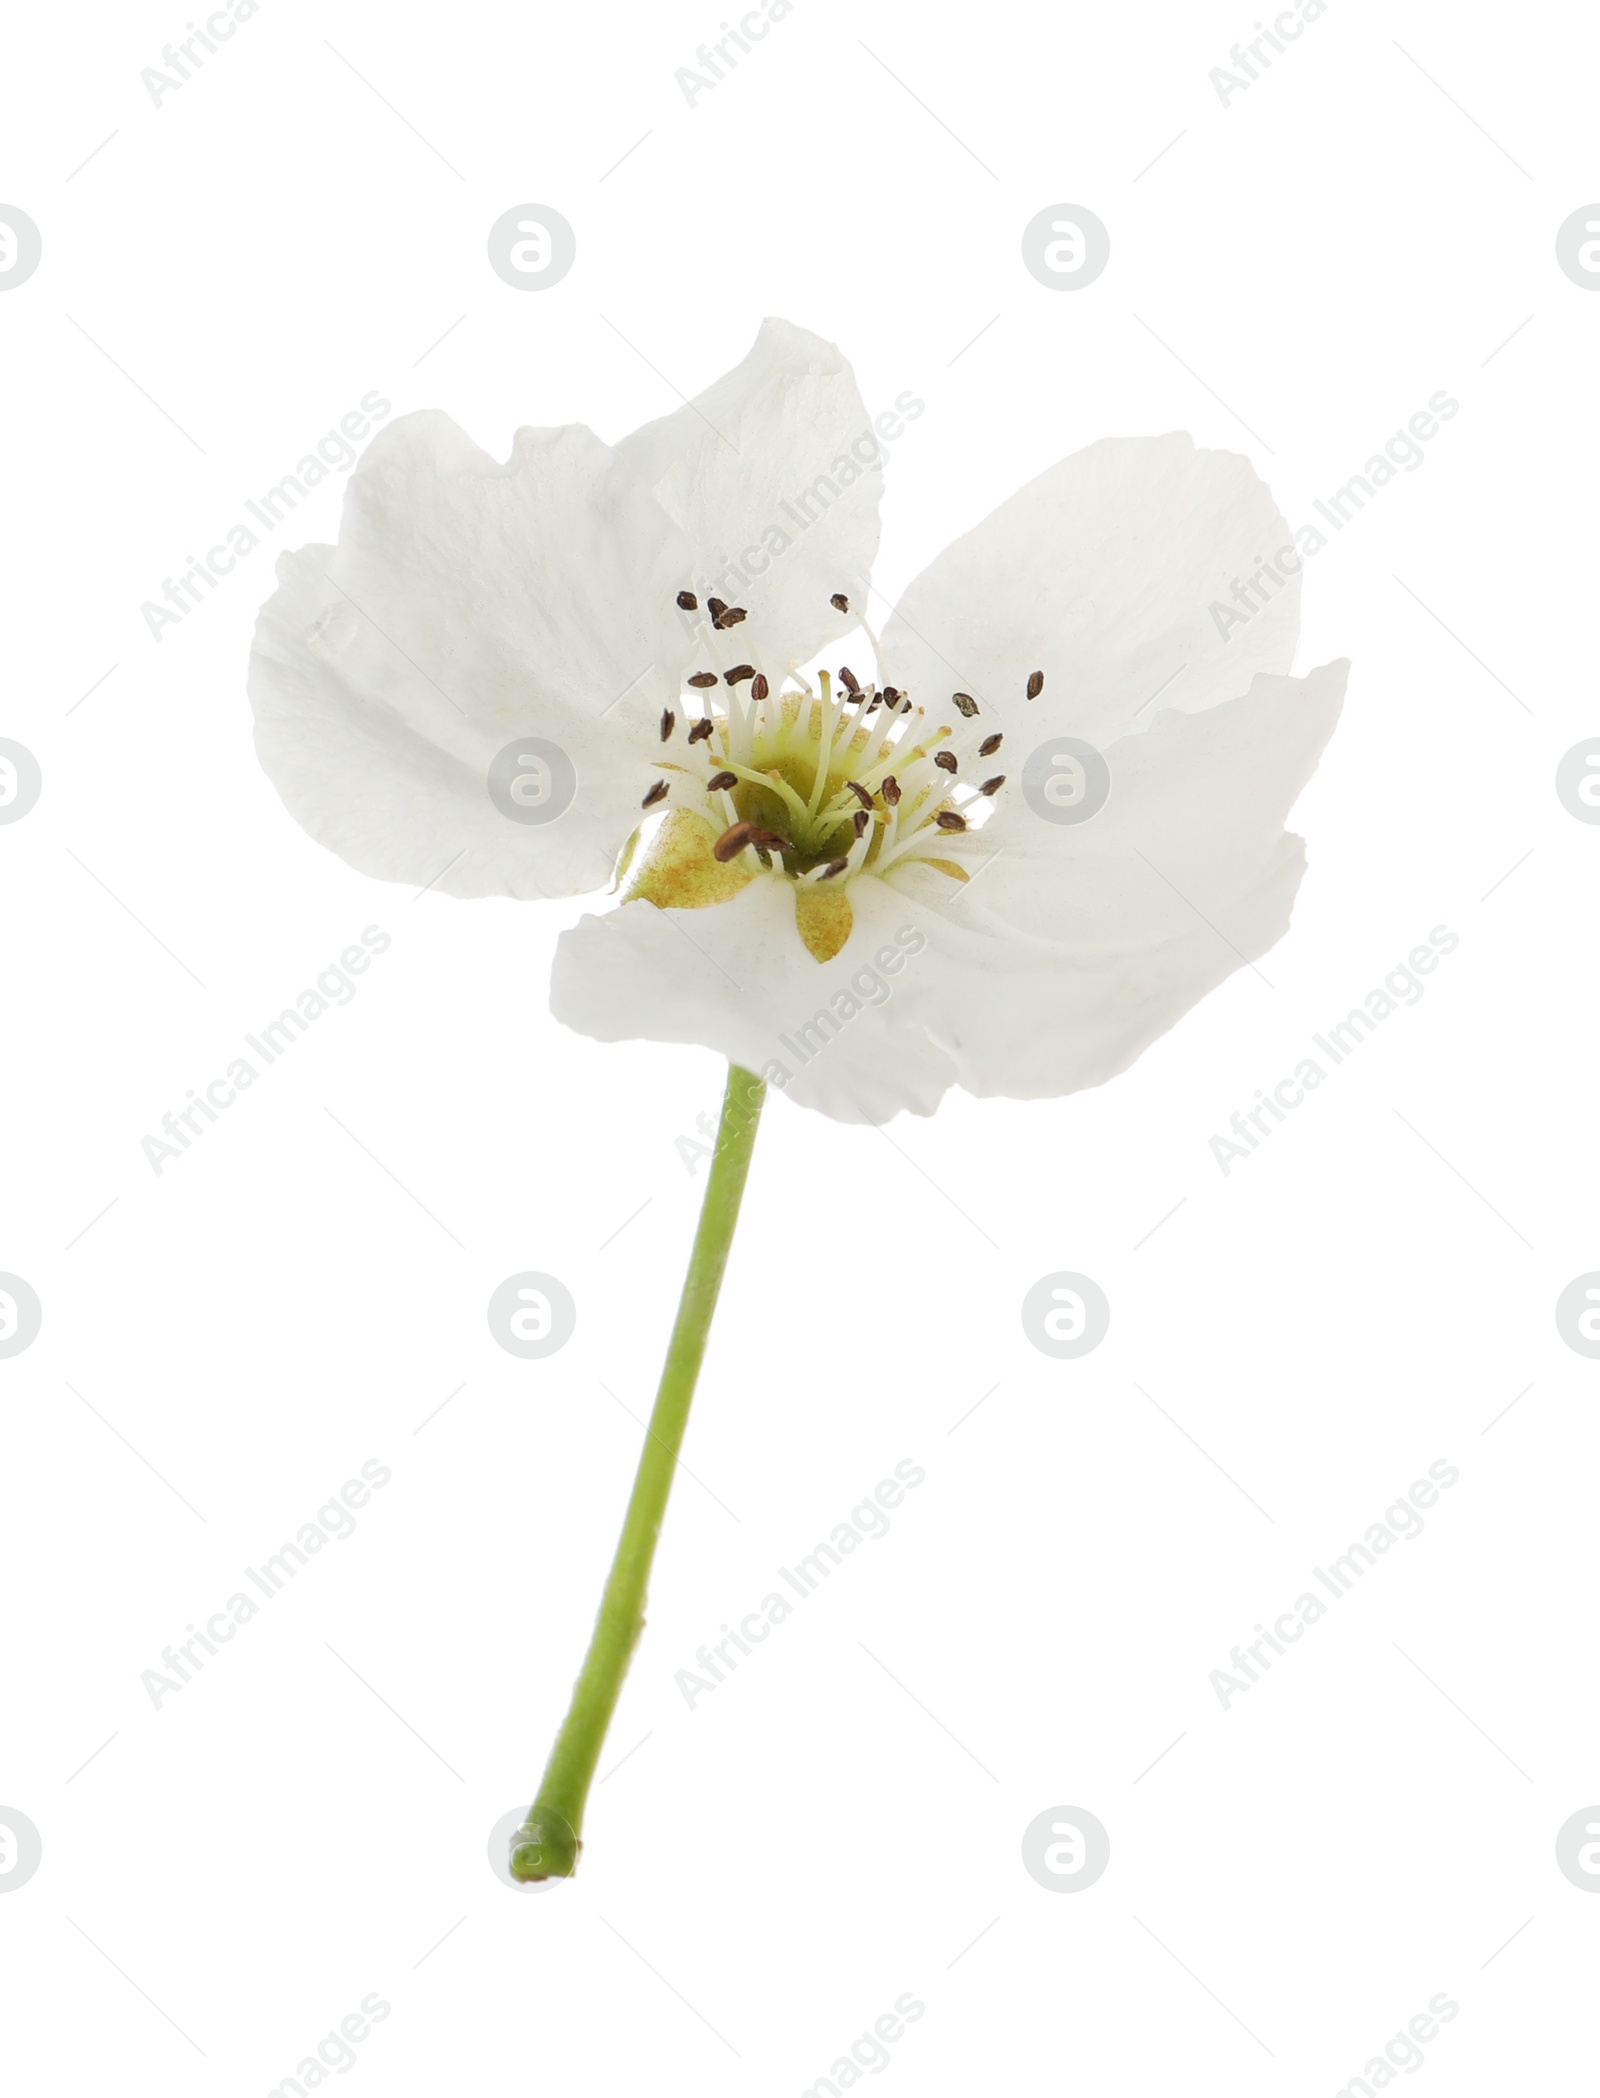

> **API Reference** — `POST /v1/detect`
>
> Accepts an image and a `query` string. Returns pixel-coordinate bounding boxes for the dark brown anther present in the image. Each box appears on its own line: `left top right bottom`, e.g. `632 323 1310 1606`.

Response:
838 665 861 694
688 671 718 689
934 750 958 773
819 857 850 879
979 732 1002 756
935 810 968 831
898 695 914 712
660 709 675 742
707 597 728 623
676 590 698 611
952 691 979 718
714 606 748 630
707 770 738 792
882 775 901 805
881 686 900 705
688 718 715 743
724 664 756 685
845 780 873 810
852 810 868 837
980 775 1006 796
642 780 669 808
830 592 849 612
1027 670 1044 699
751 672 769 701
714 821 791 863
866 693 883 713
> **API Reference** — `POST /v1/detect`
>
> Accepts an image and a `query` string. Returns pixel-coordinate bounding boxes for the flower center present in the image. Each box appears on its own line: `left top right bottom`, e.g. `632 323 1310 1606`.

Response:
622 590 1029 960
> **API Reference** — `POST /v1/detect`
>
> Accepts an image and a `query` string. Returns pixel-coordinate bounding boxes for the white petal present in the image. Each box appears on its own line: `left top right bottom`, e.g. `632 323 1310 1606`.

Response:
613 319 884 676
881 434 1299 743
929 660 1346 951
249 411 693 900
899 833 1309 1100
550 875 959 1124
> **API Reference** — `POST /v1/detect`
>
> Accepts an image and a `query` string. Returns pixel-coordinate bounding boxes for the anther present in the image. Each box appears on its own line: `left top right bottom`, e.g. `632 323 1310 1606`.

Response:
952 691 979 718
688 718 715 743
838 666 861 694
1027 670 1044 699
819 857 850 879
724 664 757 684
882 775 901 805
979 732 1002 756
707 597 728 623
934 750 958 773
830 592 849 612
714 606 747 629
979 775 1005 795
714 821 791 862
845 780 873 810
688 672 718 689
707 770 738 792
935 810 968 831
852 810 868 837
881 686 900 705
751 672 769 701
660 709 675 741
676 590 698 611
642 781 669 808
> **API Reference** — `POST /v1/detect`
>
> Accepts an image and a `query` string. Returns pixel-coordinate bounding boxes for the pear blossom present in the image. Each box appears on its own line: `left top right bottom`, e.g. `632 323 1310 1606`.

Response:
249 319 1345 1123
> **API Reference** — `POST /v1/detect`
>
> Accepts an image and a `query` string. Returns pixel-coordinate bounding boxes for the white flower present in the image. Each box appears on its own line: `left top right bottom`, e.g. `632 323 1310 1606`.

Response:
249 319 1345 1123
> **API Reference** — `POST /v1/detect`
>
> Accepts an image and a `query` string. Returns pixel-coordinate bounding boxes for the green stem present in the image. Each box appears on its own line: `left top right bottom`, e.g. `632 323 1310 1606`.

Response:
511 1062 766 1880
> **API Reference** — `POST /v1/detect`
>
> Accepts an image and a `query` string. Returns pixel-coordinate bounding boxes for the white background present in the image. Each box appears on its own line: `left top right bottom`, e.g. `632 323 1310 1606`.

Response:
3 0 1598 2091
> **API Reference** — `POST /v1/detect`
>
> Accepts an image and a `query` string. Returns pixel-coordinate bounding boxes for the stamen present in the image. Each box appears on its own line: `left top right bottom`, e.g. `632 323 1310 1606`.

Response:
676 590 698 610
688 672 718 689
882 775 901 805
1027 670 1044 699
935 810 967 830
979 732 1002 756
852 810 868 837
688 718 715 743
952 691 979 717
714 821 791 863
660 709 675 742
838 666 861 694
830 592 849 611
934 751 958 773
642 781 669 808
819 857 849 879
979 775 1005 795
724 664 757 684
845 780 873 810
715 606 747 629
707 597 728 623
751 672 769 701
707 770 738 792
